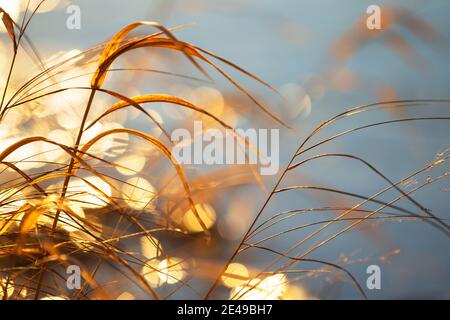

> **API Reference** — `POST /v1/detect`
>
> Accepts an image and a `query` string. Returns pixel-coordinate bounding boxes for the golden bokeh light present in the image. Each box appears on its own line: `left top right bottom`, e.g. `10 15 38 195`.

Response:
182 203 216 233
0 1 20 33
230 274 288 300
158 257 188 285
115 155 146 176
116 291 135 300
192 86 225 118
147 109 165 138
283 285 315 300
122 177 157 211
0 188 26 215
2 137 46 170
42 129 74 162
141 259 165 288
39 202 86 233
1 0 445 302
56 109 82 130
139 235 162 259
67 176 112 209
0 278 14 299
40 295 67 300
79 121 130 158
100 122 130 157
221 263 249 288
70 229 101 252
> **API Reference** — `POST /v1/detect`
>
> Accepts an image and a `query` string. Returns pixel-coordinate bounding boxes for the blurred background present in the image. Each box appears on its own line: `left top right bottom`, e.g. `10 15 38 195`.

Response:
0 0 449 299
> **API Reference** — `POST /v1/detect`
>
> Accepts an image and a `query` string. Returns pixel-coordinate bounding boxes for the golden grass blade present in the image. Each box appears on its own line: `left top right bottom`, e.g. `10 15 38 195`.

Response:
287 153 448 228
1 162 47 196
78 128 209 234
205 100 450 299
89 30 289 127
235 245 367 300
87 93 232 131
0 203 31 236
18 204 45 235
92 21 209 88
0 137 125 215
87 90 266 189
133 38 290 128
90 89 171 140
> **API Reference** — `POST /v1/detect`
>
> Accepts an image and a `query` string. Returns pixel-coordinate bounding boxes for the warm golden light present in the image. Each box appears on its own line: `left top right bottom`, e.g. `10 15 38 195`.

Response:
0 0 447 302
23 0 61 13
43 129 74 162
158 257 188 285
0 188 26 215
140 235 161 259
116 291 135 300
141 259 165 288
230 274 288 300
40 295 67 300
192 86 225 118
221 263 249 288
122 177 157 211
182 203 216 233
115 155 146 176
39 201 86 233
0 278 14 299
67 176 112 209
0 1 20 33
